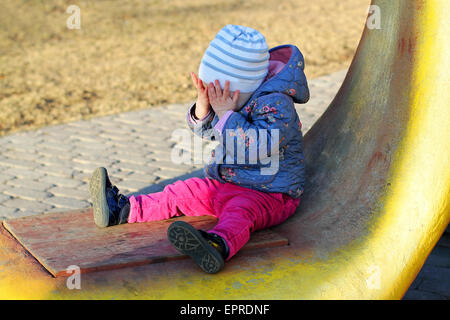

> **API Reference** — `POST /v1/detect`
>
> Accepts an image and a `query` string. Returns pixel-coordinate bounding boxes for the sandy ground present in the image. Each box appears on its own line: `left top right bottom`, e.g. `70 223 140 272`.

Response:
0 0 370 136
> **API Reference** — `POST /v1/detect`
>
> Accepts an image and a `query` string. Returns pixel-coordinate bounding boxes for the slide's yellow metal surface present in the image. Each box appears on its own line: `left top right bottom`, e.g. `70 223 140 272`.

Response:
0 0 449 299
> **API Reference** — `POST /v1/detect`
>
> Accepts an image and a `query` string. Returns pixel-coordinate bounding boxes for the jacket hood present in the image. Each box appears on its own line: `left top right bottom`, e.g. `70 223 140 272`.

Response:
249 44 309 104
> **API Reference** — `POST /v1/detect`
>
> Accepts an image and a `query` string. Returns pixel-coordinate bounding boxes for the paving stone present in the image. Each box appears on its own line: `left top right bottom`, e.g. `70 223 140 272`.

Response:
90 117 124 125
2 198 53 211
6 135 43 144
45 206 77 214
7 143 40 154
0 137 11 145
98 132 133 142
0 205 21 219
153 168 187 180
6 178 54 191
115 179 155 192
42 196 90 209
36 148 80 161
38 126 74 137
0 193 12 203
11 209 51 218
1 150 42 162
138 133 174 144
107 168 133 180
0 158 39 169
124 172 159 184
3 187 50 201
36 140 75 152
119 148 155 159
110 161 158 174
34 164 76 178
47 186 89 200
35 147 72 159
99 126 135 136
35 156 75 167
112 153 154 165
75 147 118 158
38 175 83 188
147 159 195 172
71 171 92 183
69 133 101 143
0 172 15 184
113 117 148 126
66 121 102 131
146 149 177 161
0 183 10 193
71 140 112 151
71 154 114 165
72 161 108 173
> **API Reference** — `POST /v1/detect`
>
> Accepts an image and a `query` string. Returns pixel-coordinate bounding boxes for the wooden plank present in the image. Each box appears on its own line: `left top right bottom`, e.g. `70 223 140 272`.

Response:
3 208 288 277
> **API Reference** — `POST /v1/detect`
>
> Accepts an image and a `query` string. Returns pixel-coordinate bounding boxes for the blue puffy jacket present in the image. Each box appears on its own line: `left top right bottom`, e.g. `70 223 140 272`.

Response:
187 44 309 198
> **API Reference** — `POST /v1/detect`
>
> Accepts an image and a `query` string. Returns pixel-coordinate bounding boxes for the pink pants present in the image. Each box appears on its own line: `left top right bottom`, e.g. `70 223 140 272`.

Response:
127 177 300 260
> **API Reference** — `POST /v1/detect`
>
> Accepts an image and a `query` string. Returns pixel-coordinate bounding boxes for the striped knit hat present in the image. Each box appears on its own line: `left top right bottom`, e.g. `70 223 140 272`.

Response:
198 25 269 93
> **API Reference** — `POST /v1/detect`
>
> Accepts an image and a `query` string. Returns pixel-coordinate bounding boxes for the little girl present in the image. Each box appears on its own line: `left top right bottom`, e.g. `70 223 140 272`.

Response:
89 24 309 274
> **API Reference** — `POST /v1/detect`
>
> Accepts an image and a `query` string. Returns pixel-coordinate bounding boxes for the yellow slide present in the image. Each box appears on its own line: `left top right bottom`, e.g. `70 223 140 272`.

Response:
0 0 449 299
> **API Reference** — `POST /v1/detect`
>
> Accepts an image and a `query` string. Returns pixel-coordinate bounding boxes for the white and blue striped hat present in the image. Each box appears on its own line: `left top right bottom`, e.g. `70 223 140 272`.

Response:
198 24 269 93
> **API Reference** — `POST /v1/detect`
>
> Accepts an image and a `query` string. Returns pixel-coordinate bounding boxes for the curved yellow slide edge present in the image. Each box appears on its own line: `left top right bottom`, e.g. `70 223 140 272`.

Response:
0 0 448 299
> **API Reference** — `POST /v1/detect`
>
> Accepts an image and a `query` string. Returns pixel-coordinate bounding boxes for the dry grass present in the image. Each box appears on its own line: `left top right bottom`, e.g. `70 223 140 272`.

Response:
0 0 369 136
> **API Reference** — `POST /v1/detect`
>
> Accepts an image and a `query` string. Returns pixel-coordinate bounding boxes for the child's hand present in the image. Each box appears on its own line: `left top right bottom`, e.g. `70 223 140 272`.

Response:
208 80 240 119
190 72 211 119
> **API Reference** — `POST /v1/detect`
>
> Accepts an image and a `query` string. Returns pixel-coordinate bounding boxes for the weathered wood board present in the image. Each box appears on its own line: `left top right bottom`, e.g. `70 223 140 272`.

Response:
3 208 288 277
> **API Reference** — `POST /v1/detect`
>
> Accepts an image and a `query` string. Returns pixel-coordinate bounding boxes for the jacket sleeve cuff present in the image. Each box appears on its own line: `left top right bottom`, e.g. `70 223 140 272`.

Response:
188 103 213 124
213 110 234 133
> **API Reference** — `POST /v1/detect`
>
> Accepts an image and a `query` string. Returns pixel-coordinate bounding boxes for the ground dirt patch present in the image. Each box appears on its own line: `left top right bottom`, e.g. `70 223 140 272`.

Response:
0 0 369 136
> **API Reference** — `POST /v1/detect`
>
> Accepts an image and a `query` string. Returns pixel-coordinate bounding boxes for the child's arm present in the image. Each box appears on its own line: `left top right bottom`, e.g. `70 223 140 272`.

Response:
190 72 210 118
186 103 217 141
186 72 219 141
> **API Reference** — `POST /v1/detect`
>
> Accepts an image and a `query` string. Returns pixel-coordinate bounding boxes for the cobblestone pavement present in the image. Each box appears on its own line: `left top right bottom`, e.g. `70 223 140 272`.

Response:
0 69 447 299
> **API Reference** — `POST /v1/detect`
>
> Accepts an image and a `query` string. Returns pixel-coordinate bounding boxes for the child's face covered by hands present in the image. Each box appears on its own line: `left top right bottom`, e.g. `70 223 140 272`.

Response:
207 80 240 119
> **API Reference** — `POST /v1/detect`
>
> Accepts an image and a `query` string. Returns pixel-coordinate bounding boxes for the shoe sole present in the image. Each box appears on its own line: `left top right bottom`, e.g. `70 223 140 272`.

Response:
89 167 110 228
167 221 224 274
